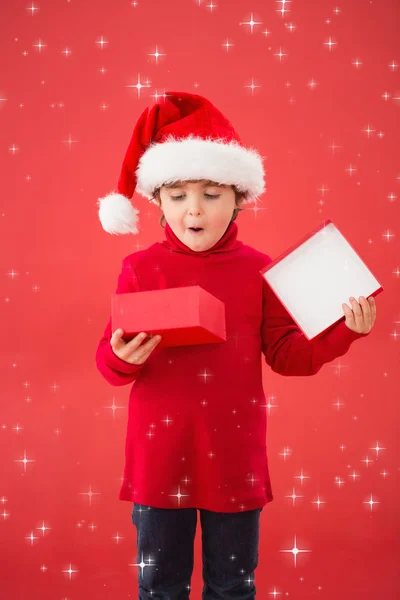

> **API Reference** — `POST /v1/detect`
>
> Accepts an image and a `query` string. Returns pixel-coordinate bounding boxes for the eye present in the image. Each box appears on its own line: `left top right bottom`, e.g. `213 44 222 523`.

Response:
170 194 220 200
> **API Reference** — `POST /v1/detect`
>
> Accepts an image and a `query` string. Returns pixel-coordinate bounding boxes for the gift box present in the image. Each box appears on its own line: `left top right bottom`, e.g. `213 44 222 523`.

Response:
260 219 383 340
111 285 226 349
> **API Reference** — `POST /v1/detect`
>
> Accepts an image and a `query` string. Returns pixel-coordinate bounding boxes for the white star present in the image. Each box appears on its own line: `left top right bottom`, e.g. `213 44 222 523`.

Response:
241 13 262 34
126 73 151 98
280 535 311 567
33 39 47 52
95 36 108 49
27 3 39 15
323 36 337 51
15 450 35 472
148 45 166 64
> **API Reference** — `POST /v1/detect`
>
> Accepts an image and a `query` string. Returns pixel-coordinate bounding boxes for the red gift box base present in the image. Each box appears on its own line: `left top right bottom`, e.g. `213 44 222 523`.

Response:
112 285 226 349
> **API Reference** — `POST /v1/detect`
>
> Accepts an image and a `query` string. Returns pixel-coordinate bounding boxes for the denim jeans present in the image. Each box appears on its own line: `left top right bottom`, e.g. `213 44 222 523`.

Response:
131 502 263 599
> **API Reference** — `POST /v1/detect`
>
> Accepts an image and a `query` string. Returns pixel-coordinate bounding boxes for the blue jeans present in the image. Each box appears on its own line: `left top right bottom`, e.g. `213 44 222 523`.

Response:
131 502 263 599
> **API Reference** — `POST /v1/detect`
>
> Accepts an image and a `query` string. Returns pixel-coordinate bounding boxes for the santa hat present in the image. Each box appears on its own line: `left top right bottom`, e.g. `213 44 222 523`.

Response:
97 91 266 235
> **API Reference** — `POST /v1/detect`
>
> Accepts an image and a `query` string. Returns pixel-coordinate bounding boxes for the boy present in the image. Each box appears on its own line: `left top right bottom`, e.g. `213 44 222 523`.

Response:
96 92 375 599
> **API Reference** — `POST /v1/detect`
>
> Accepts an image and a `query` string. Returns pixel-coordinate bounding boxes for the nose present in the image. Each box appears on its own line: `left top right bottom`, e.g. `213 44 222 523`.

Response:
187 197 203 216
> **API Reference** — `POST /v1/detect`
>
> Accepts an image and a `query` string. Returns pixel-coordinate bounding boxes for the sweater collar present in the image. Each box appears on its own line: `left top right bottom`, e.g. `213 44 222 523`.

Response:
161 221 243 257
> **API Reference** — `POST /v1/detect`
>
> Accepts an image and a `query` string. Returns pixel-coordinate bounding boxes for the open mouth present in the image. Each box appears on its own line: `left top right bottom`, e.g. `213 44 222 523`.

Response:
188 227 204 234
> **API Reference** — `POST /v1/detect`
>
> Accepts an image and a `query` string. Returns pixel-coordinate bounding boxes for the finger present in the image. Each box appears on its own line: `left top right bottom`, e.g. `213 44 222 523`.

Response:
134 335 162 363
111 328 124 347
358 296 372 330
349 297 364 331
368 296 377 324
342 301 354 324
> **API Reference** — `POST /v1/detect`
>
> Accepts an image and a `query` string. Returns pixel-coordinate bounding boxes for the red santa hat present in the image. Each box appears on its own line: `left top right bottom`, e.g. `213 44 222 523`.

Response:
97 91 266 235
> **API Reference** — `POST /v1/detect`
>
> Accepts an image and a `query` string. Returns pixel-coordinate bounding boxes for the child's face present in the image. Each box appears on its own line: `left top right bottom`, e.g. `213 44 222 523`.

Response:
158 180 237 252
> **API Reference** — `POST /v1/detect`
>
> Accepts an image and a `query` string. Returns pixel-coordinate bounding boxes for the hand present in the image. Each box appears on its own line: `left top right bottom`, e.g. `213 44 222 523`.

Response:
110 329 162 365
342 296 376 334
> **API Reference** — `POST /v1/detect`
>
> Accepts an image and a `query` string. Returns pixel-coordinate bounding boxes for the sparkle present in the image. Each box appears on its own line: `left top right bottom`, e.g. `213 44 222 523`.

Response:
327 140 343 154
382 229 395 241
329 358 349 376
105 398 125 419
370 441 386 456
8 144 19 155
294 470 310 485
285 487 304 506
168 484 190 506
15 450 35 472
33 39 47 52
150 89 168 102
361 456 374 467
78 484 102 506
130 552 156 577
62 563 79 580
95 36 108 49
279 446 292 460
27 3 39 15
240 13 262 34
148 45 166 64
244 78 261 95
323 36 337 51
61 47 72 57
248 202 268 218
345 164 357 176
25 531 40 545
311 496 326 510
349 470 360 481
273 47 288 62
280 535 311 568
363 494 380 511
333 397 344 410
62 134 79 150
259 393 278 415
307 78 318 89
198 368 213 383
362 123 375 137
317 184 329 196
352 57 363 68
162 415 174 427
206 1 217 10
388 60 398 71
277 0 291 18
222 39 234 51
126 73 151 98
37 521 51 535
246 473 260 487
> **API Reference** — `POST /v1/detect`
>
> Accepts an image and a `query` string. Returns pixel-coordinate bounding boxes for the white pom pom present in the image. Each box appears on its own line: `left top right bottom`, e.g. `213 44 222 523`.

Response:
97 192 140 235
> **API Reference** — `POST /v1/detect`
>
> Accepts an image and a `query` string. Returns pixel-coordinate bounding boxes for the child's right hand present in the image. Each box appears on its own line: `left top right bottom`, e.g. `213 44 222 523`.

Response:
110 330 162 365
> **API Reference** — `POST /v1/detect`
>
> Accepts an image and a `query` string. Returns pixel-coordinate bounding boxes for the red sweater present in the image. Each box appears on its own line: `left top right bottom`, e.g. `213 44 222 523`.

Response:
95 221 369 512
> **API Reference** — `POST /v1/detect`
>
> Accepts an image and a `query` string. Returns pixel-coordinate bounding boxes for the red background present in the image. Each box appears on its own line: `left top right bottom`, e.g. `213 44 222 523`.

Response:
2 0 399 598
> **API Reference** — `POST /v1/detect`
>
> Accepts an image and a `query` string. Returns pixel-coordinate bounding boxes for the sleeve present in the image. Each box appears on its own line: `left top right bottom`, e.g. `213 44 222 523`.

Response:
260 271 370 377
95 257 144 387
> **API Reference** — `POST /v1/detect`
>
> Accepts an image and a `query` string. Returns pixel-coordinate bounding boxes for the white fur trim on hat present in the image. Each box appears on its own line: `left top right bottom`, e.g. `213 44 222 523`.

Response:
97 192 140 235
135 135 265 201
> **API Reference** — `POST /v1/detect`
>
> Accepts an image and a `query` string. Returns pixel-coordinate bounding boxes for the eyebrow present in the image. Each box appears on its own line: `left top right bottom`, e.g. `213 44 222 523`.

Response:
163 180 226 190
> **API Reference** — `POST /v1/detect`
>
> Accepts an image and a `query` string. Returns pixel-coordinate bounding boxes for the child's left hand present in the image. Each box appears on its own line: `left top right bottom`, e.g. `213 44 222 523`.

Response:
342 296 376 334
